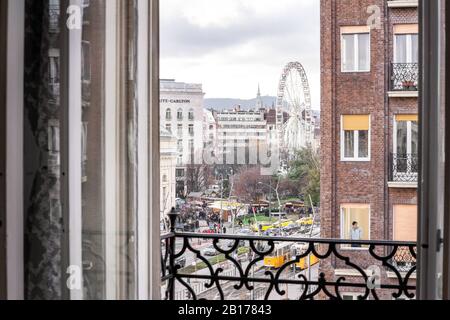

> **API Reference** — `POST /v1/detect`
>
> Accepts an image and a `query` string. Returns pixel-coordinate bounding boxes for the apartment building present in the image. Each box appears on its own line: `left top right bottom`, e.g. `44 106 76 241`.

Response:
203 109 218 159
160 127 178 222
216 107 268 165
160 80 204 197
320 0 418 298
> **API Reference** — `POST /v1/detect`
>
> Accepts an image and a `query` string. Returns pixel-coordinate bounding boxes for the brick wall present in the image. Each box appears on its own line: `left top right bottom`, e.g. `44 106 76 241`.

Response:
319 0 418 298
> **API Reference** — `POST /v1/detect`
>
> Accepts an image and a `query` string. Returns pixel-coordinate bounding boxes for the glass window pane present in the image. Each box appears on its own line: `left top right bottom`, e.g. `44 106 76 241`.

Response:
411 121 419 173
342 34 355 71
395 35 407 63
396 121 408 173
358 130 369 158
344 130 354 158
358 33 370 71
341 206 370 241
396 121 408 155
411 34 419 63
24 0 64 300
411 121 418 155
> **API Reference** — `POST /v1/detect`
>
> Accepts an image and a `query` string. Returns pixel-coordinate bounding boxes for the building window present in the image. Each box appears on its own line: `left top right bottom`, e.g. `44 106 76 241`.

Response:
162 187 167 204
176 169 185 178
177 124 183 137
341 26 370 72
394 115 418 176
162 174 168 183
341 115 370 161
177 140 183 152
165 108 172 120
165 123 172 133
394 25 419 64
188 124 194 136
188 109 194 121
340 204 370 248
177 109 183 121
392 24 419 91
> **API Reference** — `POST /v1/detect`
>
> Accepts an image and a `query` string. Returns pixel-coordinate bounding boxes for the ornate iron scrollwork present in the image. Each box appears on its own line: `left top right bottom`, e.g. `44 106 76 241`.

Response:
161 232 416 300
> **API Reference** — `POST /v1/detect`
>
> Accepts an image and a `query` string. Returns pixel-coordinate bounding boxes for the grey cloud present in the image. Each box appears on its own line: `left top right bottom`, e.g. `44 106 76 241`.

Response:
161 2 319 59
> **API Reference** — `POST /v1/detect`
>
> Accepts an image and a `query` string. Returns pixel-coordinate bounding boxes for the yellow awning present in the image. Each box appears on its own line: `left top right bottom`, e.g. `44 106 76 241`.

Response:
342 115 370 131
394 24 419 34
341 26 370 34
396 114 418 122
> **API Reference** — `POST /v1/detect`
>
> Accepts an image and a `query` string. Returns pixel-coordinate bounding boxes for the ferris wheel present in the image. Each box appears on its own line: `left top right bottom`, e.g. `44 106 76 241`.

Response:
276 62 313 155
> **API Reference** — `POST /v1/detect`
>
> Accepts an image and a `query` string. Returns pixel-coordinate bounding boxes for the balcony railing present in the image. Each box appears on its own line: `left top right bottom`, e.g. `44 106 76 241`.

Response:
391 63 419 91
390 153 418 183
161 213 417 300
49 4 60 33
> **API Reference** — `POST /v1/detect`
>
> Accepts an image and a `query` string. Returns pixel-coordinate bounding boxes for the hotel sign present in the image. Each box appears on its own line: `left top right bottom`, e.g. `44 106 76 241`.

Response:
160 99 191 104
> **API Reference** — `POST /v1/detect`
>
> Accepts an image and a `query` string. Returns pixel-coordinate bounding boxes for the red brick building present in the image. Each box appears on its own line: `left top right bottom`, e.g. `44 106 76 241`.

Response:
320 0 418 299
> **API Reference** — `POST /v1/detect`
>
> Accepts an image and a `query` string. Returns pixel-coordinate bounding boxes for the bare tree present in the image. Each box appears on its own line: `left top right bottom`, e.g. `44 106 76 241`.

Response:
185 164 214 194
233 166 271 203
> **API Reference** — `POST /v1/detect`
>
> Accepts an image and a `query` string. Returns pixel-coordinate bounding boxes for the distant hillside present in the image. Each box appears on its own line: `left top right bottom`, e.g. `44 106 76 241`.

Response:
204 96 277 111
204 97 320 115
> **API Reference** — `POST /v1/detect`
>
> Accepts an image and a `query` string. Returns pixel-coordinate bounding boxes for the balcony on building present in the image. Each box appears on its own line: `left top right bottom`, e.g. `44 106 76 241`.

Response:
49 3 60 33
389 153 418 188
388 63 419 98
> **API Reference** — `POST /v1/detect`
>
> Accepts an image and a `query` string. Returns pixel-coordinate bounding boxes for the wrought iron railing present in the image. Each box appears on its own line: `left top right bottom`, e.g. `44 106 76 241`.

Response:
49 4 60 33
161 213 417 300
390 153 418 183
391 63 419 91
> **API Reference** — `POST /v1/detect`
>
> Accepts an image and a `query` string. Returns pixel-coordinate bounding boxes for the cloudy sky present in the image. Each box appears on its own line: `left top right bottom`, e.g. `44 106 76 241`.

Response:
160 0 320 109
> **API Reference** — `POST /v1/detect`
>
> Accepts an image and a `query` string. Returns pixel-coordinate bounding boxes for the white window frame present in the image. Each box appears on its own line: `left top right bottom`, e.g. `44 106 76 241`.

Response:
5 0 25 299
340 115 371 162
394 33 418 64
393 117 419 178
341 32 371 73
340 204 371 251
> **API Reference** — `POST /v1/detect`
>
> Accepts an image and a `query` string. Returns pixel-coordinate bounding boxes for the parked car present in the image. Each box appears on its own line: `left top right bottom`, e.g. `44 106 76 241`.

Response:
201 246 219 256
175 198 186 209
238 228 252 235
282 223 301 234
175 223 185 232
183 223 196 232
175 256 186 268
227 239 246 248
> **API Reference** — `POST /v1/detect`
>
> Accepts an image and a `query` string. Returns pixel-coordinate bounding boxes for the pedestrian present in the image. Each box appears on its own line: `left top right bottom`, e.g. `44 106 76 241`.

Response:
350 221 363 248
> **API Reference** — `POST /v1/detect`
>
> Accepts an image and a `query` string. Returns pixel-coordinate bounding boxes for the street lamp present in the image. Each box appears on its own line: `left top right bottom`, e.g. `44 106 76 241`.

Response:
258 181 283 236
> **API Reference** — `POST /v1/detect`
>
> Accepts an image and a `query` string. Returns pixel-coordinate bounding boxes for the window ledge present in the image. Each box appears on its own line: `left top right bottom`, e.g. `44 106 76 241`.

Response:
388 181 418 188
339 247 369 251
341 159 371 162
387 271 416 279
388 91 418 98
335 269 370 277
387 1 418 8
335 269 417 279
